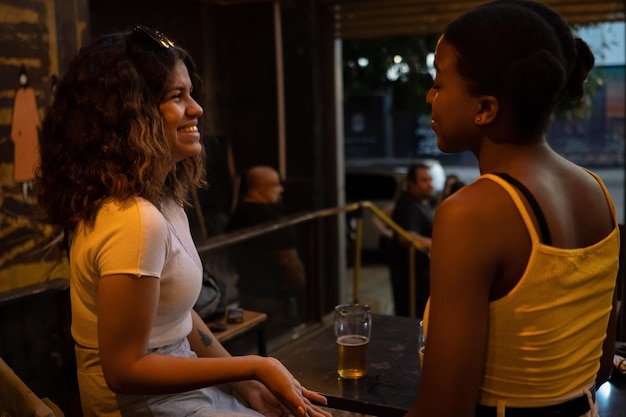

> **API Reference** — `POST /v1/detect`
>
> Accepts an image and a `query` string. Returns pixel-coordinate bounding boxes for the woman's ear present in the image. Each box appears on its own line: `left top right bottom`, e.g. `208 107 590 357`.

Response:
474 95 498 125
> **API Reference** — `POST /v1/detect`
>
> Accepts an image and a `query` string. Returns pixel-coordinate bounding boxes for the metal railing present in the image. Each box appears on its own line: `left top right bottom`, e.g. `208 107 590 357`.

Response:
350 201 427 318
195 201 428 318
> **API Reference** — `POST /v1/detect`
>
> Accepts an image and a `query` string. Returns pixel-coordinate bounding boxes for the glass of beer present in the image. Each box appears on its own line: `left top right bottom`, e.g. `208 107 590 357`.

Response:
334 303 372 379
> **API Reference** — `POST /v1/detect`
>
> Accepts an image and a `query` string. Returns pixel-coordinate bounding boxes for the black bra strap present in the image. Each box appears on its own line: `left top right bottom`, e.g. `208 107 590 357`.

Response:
493 173 552 245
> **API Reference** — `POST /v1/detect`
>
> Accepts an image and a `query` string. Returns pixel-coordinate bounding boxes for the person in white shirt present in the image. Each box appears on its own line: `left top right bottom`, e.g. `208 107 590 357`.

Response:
37 25 329 417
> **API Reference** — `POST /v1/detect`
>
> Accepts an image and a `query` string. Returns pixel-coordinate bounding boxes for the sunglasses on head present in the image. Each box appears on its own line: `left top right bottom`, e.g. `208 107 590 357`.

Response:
127 25 174 51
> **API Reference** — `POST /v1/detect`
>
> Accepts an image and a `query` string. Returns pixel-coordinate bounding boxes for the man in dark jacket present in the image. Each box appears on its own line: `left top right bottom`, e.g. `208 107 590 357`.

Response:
389 163 435 318
226 166 306 329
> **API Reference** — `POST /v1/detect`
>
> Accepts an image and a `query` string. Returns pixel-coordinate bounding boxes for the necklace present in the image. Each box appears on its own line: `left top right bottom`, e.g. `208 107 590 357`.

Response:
161 204 191 257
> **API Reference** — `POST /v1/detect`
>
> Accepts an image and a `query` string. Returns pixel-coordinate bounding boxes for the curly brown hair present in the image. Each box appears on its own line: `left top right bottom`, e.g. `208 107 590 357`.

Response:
37 28 206 229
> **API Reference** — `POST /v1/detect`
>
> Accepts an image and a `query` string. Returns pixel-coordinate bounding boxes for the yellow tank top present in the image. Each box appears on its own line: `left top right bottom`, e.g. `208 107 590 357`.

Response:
425 172 619 405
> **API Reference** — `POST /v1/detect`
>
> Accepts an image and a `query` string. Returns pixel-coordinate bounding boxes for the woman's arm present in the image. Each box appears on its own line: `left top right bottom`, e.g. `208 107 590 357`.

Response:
187 308 232 358
188 310 328 417
406 181 525 417
97 274 328 417
97 274 261 394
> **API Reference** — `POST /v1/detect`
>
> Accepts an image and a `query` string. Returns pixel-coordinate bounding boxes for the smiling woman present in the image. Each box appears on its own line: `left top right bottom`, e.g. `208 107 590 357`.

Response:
36 25 331 417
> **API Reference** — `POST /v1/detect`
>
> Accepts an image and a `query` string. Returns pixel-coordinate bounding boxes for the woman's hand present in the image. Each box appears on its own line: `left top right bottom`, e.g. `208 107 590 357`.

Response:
238 357 330 417
232 380 286 417
236 380 331 417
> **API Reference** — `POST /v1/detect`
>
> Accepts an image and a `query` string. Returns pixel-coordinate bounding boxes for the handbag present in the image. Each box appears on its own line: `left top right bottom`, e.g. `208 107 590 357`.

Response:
193 264 227 321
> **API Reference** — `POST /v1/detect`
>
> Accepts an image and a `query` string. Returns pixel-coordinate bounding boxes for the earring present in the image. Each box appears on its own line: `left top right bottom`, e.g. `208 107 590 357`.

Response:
475 116 481 123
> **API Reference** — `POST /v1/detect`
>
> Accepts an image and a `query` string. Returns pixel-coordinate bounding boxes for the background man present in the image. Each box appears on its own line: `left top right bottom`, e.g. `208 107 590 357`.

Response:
388 163 435 318
226 166 306 335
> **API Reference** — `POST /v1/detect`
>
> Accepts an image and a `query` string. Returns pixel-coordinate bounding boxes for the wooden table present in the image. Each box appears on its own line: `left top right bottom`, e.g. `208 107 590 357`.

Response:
207 310 268 356
275 314 626 417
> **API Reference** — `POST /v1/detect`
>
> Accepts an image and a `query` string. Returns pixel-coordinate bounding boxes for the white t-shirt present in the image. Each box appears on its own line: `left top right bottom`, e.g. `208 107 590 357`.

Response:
70 197 202 349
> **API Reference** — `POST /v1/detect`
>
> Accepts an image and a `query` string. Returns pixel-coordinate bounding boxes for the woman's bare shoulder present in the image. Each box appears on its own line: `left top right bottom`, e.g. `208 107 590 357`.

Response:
433 176 530 257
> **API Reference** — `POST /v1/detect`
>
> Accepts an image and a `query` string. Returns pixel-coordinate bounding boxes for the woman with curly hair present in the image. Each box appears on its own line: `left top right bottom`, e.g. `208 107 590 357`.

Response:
38 26 329 417
407 1 619 417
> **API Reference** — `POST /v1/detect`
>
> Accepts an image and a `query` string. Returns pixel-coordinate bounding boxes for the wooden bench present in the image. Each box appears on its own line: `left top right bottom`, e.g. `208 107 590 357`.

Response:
207 310 268 356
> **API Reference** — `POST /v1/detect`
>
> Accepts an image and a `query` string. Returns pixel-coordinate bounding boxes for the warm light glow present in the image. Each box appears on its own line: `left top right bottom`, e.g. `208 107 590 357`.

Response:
393 55 403 64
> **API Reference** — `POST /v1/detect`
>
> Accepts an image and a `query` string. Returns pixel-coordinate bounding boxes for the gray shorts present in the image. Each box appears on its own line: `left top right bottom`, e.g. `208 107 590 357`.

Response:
76 338 264 417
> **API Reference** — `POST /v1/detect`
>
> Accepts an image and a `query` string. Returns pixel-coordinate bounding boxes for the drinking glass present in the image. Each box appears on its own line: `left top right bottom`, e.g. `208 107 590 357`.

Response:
334 303 372 379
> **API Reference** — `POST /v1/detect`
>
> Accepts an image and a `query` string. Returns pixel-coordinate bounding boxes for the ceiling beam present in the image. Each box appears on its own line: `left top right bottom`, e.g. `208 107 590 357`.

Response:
320 0 625 39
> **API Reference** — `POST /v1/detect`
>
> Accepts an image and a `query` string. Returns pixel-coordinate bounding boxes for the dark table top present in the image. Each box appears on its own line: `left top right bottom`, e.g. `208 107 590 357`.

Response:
277 314 421 417
599 341 626 417
276 315 626 417
598 375 626 417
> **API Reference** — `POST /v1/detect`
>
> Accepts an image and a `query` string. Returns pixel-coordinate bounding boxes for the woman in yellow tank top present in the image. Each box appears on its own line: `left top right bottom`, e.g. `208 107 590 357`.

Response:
405 1 619 417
